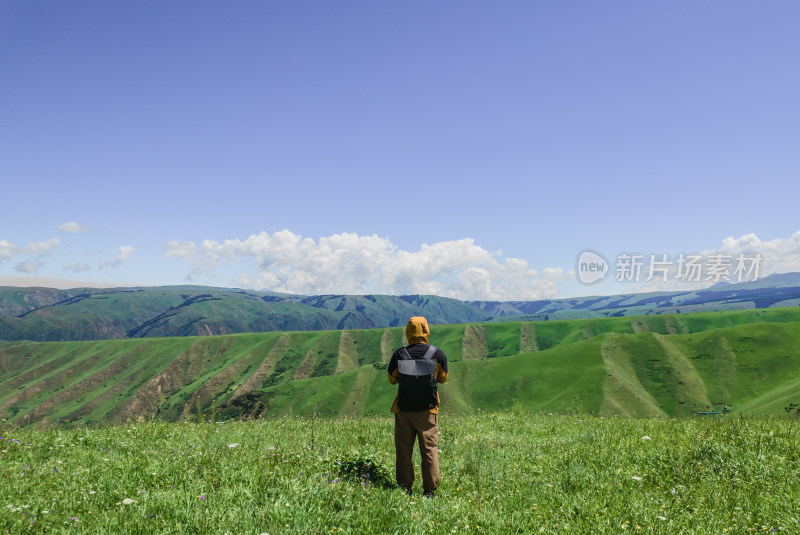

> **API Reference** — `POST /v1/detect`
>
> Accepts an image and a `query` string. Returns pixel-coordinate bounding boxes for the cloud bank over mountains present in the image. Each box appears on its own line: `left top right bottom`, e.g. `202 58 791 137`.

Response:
164 229 800 300
166 230 569 300
2 225 800 299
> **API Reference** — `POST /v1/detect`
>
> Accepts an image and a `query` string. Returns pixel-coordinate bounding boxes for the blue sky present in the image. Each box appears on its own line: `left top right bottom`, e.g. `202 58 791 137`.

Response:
2 2 799 299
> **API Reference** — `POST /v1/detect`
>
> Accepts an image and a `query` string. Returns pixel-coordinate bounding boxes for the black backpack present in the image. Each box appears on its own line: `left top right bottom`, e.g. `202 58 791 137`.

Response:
397 345 439 411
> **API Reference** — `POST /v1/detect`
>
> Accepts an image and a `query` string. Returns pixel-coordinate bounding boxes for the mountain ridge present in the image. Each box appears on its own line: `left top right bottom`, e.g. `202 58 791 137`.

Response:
2 273 800 342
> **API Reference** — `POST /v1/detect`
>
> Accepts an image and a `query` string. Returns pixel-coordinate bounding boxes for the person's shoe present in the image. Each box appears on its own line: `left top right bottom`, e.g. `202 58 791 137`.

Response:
423 491 435 499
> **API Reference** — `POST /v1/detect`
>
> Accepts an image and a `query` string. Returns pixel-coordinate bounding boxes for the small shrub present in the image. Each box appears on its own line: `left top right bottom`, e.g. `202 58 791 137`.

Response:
335 451 394 489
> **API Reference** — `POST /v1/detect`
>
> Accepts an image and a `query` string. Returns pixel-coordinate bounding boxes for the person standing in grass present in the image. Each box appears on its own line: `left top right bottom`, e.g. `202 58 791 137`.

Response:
387 316 448 498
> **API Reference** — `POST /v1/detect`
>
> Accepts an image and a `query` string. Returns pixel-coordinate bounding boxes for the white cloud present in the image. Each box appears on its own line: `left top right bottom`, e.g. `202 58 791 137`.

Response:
14 261 42 274
0 240 16 262
720 231 800 275
100 245 135 268
165 230 566 300
233 272 252 288
26 238 61 254
57 221 93 233
64 262 91 273
164 241 197 259
117 245 135 262
0 238 60 263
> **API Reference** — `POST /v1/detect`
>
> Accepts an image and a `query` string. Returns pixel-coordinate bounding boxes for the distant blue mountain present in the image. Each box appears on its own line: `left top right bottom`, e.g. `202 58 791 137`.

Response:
468 272 800 320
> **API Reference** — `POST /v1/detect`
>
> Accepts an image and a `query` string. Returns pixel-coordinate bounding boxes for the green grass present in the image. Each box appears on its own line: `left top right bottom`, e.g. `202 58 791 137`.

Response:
1 412 799 534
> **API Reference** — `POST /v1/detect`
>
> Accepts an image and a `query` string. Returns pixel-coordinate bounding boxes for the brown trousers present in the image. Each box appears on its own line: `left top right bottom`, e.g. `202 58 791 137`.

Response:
394 411 440 493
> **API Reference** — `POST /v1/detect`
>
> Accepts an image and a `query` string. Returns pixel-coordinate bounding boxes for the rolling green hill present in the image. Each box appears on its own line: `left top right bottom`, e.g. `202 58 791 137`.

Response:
2 307 800 425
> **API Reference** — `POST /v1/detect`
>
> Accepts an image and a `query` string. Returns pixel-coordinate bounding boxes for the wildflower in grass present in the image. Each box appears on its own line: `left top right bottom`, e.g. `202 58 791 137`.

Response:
121 498 137 505
642 436 651 441
199 495 206 501
228 443 239 448
631 476 643 481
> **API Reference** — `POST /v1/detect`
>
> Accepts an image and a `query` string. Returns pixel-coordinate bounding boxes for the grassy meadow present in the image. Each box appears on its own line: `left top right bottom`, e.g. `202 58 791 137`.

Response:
2 412 799 534
3 307 800 533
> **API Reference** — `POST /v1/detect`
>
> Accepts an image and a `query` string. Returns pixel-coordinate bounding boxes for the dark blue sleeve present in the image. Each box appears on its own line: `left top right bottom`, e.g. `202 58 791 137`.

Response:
388 349 400 375
435 348 448 374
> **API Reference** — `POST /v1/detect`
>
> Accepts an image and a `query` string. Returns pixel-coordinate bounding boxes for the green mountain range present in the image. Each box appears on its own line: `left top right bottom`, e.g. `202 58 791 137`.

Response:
3 307 800 425
2 272 800 342
0 287 488 342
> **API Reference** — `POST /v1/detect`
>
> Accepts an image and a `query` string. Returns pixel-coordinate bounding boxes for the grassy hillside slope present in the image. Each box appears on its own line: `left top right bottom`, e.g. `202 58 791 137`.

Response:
2 308 800 425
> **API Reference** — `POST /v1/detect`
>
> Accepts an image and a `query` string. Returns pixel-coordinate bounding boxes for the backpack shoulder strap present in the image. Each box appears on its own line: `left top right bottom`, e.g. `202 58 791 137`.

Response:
421 345 437 360
398 345 436 361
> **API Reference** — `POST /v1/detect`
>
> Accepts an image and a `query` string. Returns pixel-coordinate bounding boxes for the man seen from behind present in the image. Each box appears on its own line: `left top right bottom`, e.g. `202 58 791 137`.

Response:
387 316 448 498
